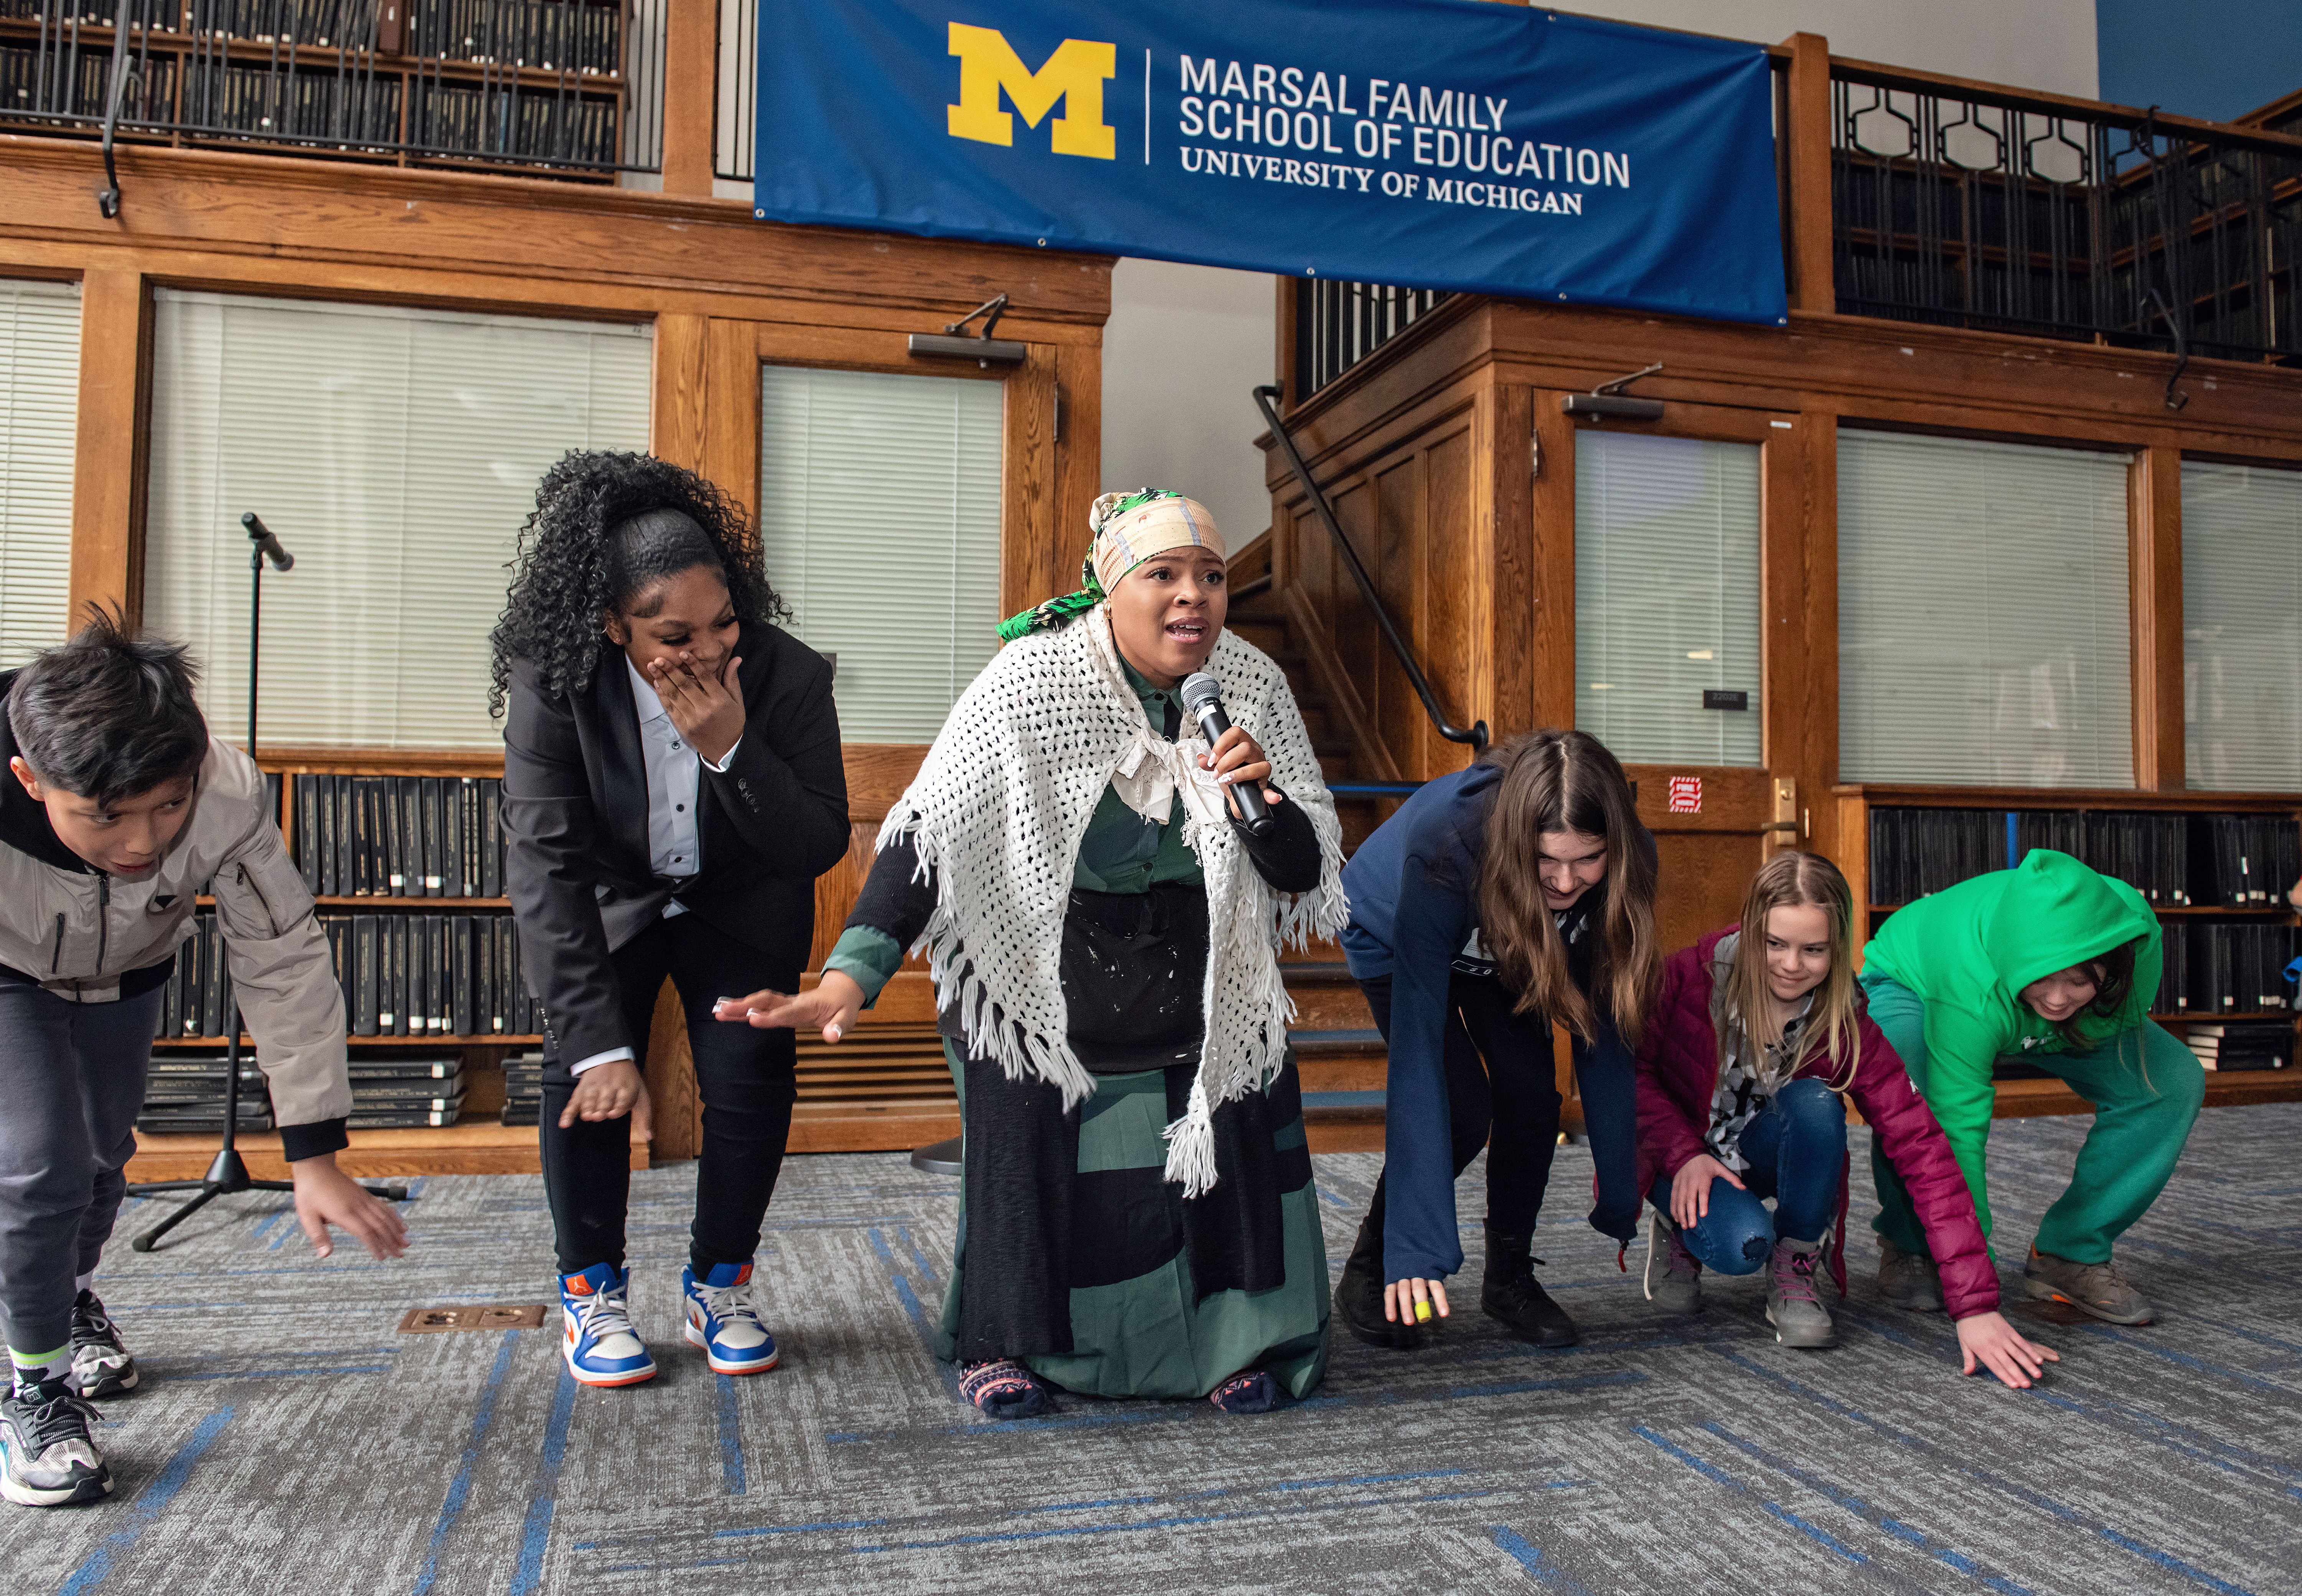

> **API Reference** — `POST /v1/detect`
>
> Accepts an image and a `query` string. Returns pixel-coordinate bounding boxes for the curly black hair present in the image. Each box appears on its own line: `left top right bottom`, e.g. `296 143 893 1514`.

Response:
488 451 787 719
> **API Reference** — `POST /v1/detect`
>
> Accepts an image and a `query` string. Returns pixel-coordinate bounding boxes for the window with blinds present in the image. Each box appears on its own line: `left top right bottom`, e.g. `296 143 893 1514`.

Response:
1574 430 1762 765
758 365 1003 743
1838 429 2132 788
143 292 651 749
0 280 81 669
2184 460 2302 792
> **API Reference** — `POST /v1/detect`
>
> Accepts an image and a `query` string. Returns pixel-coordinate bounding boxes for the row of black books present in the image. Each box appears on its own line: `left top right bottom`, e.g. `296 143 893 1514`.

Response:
405 0 620 73
501 1050 542 1126
348 1056 465 1128
293 773 505 899
0 44 181 121
136 1054 270 1135
155 910 541 1038
322 910 541 1037
2154 922 2297 1017
1868 807 2300 908
3 0 622 75
185 61 401 143
410 78 617 164
2185 1022 2291 1072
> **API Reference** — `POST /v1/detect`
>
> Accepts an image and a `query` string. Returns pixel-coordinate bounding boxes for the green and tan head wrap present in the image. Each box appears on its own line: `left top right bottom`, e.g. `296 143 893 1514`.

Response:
998 489 1227 642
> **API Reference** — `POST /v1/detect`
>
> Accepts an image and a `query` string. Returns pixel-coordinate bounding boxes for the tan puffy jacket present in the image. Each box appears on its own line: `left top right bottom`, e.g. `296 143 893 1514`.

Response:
0 736 350 1139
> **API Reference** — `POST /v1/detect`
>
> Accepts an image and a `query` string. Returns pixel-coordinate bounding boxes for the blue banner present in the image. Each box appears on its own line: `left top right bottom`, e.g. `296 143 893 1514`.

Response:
754 0 1787 325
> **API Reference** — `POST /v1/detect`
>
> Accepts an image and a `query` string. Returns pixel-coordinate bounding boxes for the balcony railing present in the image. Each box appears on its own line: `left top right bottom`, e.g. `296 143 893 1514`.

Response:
0 0 662 178
1831 61 2302 364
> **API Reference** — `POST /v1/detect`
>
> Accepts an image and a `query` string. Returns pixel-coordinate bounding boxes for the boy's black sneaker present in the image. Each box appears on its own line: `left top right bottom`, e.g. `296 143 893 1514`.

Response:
0 1379 111 1508
1481 1233 1578 1347
66 1291 139 1400
1332 1220 1421 1350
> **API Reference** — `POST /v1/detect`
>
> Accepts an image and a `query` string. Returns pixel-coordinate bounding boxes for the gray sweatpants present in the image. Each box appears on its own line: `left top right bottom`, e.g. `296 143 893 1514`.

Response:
0 980 162 1355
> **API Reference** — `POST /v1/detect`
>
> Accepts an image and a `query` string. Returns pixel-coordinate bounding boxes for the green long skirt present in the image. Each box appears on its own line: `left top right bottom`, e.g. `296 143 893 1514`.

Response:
932 1044 1332 1400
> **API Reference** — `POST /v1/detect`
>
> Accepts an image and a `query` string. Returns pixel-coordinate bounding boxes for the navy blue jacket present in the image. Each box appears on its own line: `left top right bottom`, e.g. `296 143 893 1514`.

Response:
1341 764 1652 1281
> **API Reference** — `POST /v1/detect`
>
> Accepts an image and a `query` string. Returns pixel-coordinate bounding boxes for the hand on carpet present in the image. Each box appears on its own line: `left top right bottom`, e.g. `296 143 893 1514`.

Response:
1955 1310 2058 1389
291 1153 408 1261
1384 1275 1449 1325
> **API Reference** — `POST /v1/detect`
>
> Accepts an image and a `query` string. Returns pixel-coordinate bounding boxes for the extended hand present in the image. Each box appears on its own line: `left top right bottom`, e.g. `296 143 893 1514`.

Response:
1199 724 1285 819
1956 1311 2058 1389
291 1153 409 1261
1670 1152 1744 1230
1383 1276 1450 1326
648 651 745 767
715 971 866 1045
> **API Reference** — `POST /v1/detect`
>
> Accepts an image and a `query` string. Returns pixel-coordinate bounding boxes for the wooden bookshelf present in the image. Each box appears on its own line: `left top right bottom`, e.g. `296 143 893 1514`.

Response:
1840 784 2302 1114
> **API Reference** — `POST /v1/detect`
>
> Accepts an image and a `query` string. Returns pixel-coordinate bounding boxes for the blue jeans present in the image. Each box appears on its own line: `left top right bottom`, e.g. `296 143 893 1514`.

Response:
1647 1077 1846 1274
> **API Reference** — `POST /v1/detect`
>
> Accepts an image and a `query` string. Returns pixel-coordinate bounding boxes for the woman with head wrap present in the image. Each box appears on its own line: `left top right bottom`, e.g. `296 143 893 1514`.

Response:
723 491 1346 1418
492 451 850 1390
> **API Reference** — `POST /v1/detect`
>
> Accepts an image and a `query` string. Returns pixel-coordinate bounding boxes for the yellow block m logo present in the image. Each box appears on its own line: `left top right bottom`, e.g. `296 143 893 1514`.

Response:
947 23 1115 160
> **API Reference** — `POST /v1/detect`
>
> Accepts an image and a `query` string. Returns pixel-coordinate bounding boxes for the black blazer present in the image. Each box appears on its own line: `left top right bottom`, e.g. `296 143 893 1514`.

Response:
502 620 850 1065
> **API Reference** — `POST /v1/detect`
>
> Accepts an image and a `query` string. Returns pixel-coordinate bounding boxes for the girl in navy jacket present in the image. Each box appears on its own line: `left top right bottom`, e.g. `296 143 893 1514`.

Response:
1336 729 1657 1348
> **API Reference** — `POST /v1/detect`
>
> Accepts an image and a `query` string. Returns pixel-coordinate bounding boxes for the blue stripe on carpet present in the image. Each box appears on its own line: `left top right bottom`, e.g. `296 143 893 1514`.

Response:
56 1406 233 1596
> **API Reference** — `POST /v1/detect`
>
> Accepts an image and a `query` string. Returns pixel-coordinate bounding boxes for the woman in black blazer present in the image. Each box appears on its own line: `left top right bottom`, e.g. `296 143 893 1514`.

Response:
490 451 848 1389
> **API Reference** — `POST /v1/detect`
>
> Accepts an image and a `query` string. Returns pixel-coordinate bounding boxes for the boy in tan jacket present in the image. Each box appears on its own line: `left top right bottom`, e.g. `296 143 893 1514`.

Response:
0 613 406 1508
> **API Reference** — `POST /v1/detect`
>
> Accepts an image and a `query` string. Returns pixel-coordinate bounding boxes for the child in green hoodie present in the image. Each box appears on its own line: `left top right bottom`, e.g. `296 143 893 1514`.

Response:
1858 848 2203 1326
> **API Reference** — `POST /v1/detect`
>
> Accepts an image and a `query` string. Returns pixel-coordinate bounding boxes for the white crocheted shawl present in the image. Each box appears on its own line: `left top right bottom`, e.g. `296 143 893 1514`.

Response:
877 605 1346 1195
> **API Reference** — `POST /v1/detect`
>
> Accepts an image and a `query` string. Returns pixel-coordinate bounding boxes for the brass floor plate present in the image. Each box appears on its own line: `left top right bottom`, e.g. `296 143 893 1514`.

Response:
397 1305 549 1334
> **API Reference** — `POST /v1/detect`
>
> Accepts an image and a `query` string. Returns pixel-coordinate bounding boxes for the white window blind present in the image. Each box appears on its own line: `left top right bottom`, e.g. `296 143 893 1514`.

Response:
2184 460 2302 791
758 365 1002 742
0 280 81 669
144 292 651 749
1575 430 1762 765
1839 430 2132 788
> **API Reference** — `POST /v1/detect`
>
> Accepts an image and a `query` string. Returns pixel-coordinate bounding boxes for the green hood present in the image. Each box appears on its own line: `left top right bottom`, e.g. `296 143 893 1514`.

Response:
1863 849 2162 1050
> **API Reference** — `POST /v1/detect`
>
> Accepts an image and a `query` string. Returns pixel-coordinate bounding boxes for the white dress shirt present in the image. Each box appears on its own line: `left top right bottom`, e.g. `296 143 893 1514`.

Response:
567 658 740 1077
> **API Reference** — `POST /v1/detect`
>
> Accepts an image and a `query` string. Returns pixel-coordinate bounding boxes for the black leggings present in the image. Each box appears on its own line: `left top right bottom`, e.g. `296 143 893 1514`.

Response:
539 913 798 1276
1358 972 1642 1261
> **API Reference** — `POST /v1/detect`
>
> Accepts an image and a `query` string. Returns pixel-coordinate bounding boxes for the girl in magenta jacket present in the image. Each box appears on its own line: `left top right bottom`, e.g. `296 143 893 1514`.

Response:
1634 850 2055 1388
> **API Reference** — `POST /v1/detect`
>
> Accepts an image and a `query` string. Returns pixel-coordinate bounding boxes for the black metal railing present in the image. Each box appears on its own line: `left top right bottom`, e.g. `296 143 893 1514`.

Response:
1292 278 1453 400
1831 62 2302 364
0 0 661 178
1253 383 1488 755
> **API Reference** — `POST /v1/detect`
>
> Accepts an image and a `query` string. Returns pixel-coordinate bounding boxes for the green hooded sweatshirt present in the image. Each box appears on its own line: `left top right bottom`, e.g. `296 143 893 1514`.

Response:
1860 848 2162 1236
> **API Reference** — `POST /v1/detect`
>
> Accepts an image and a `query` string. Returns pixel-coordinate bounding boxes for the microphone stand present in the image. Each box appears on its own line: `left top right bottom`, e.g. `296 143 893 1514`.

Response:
129 514 406 1250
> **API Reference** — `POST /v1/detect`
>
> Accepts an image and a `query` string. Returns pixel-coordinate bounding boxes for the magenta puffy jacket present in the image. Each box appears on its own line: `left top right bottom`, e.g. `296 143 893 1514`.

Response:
1634 927 2000 1320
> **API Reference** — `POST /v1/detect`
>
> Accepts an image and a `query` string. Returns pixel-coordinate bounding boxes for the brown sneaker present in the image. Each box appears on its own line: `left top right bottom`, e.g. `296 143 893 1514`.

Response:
2022 1247 2154 1326
1642 1208 1702 1314
1764 1237 1837 1349
1875 1236 1944 1312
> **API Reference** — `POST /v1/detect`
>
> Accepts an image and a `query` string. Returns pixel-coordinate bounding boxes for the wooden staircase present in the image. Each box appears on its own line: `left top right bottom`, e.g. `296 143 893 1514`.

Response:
1227 558 1390 1154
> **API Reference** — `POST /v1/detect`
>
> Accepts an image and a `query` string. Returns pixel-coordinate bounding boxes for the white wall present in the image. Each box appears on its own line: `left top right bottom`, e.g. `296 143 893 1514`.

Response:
1100 0 2101 539
1098 257 1281 544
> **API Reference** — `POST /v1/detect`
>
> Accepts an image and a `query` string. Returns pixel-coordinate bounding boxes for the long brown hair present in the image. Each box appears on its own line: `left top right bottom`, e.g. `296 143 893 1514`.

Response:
1476 729 1657 1047
1723 851 1863 1092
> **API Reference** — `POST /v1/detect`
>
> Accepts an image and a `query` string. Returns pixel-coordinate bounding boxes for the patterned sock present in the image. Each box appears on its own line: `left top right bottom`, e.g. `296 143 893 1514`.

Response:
10 1345 70 1395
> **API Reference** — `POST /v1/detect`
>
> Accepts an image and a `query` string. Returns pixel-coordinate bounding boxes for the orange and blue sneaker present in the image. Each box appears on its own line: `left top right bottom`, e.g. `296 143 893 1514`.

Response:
681 1261 779 1375
559 1263 656 1387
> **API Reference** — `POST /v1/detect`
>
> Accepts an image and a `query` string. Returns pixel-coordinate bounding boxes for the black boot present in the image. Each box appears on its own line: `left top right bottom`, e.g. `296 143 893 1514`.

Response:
1332 1214 1421 1350
1481 1229 1578 1347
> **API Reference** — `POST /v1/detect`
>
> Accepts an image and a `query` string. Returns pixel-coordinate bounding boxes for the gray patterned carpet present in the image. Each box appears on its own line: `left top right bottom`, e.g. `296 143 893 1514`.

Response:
8 1105 2302 1595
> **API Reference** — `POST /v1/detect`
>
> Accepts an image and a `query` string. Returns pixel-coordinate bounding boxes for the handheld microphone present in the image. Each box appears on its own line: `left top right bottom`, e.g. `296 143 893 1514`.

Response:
1179 672 1273 834
242 511 294 570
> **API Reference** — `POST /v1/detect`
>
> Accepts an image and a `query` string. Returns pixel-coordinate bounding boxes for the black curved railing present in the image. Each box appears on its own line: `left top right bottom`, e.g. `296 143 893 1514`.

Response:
1252 383 1488 756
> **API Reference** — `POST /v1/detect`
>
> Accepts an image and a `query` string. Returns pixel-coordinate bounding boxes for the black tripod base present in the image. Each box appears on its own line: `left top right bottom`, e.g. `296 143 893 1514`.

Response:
126 1148 408 1252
